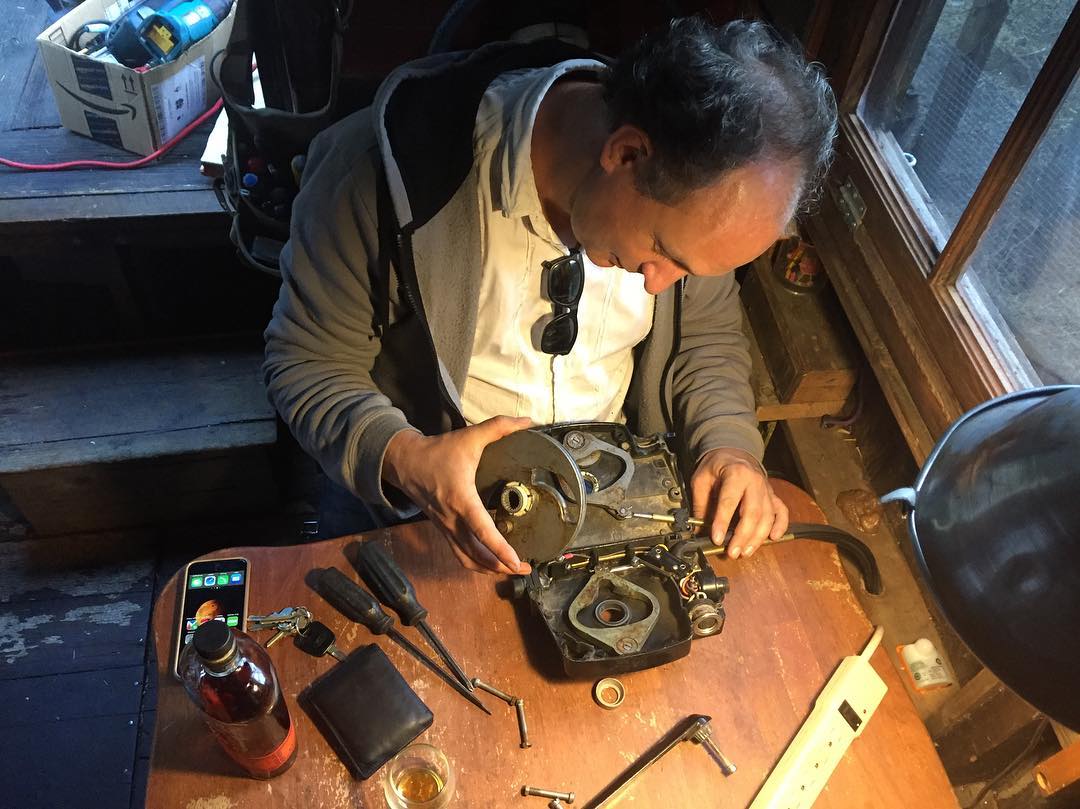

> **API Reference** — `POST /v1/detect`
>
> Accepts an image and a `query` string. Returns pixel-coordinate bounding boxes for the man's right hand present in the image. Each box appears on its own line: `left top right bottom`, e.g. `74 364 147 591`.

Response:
382 416 533 575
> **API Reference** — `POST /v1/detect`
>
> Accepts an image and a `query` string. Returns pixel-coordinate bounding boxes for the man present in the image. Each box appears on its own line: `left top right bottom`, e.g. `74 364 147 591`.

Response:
264 17 837 574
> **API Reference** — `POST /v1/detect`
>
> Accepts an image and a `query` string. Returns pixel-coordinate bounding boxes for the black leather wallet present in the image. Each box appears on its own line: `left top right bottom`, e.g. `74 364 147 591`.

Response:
300 644 433 780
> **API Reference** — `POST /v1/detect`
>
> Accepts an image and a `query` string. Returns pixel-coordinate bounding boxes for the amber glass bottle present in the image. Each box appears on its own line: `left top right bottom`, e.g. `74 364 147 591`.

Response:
180 620 297 779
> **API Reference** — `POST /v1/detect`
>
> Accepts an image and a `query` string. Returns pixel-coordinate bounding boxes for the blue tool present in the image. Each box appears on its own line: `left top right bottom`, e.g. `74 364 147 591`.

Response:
139 0 232 63
104 0 173 67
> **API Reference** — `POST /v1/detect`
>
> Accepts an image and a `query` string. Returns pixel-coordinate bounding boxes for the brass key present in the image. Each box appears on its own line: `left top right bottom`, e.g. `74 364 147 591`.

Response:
249 607 312 648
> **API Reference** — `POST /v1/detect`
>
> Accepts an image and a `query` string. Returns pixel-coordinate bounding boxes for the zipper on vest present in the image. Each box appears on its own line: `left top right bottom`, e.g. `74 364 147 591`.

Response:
659 278 685 433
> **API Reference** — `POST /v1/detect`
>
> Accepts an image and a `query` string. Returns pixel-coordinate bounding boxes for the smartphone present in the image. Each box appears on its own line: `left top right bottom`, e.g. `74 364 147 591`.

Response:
172 557 250 680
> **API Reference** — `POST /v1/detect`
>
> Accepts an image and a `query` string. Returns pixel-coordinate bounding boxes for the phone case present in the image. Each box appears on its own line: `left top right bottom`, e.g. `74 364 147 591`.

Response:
173 557 250 680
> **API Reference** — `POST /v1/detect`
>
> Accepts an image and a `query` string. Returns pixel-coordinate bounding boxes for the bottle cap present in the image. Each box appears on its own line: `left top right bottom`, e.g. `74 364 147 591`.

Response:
193 620 236 663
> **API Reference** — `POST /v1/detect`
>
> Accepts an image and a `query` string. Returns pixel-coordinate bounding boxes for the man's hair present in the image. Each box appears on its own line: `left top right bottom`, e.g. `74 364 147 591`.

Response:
603 17 838 209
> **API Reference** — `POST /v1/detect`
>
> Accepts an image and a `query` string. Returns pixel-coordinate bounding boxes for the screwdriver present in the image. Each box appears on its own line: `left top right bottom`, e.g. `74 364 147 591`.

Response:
353 541 475 692
315 567 491 715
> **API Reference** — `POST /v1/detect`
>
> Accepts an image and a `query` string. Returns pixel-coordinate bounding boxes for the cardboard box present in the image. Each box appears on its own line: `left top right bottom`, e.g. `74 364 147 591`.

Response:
37 0 235 156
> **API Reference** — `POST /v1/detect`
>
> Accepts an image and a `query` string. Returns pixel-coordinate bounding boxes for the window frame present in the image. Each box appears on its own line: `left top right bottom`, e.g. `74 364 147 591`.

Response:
801 0 1080 461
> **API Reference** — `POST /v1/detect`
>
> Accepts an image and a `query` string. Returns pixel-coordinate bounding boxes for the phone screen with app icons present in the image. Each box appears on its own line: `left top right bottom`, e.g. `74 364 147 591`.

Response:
173 557 250 679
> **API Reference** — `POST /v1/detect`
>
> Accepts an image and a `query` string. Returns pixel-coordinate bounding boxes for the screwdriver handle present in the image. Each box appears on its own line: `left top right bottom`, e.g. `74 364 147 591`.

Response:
316 568 394 636
353 542 428 626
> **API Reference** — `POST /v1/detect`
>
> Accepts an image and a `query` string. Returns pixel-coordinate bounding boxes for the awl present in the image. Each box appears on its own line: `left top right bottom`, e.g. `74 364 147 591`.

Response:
315 567 491 715
353 541 475 691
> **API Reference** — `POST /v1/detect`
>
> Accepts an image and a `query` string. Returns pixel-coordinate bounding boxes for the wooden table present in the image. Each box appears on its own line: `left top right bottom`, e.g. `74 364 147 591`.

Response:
147 481 958 808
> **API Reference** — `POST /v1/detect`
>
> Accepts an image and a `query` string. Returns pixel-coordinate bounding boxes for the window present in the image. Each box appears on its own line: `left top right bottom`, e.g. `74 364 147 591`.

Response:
963 76 1080 384
804 0 1080 456
861 0 1074 249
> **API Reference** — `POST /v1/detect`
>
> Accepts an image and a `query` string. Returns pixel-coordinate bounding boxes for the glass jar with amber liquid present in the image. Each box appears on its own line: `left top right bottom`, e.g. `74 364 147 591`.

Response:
180 620 297 779
383 743 455 808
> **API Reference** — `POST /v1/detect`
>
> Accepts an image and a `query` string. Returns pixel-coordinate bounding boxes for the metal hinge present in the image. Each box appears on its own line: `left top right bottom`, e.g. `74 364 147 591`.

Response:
835 177 866 231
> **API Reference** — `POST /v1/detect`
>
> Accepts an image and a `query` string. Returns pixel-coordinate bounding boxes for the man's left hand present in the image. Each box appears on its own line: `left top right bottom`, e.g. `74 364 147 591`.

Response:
690 447 789 558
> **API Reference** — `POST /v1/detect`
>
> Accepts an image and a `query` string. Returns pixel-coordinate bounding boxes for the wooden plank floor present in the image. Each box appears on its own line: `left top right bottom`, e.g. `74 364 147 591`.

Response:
0 515 309 809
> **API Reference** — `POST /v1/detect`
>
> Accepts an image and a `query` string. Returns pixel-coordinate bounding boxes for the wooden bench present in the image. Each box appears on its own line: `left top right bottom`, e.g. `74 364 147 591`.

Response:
0 339 278 536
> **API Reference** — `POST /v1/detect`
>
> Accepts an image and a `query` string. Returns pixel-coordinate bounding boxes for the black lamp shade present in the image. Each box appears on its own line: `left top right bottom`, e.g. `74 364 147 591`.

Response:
884 385 1080 730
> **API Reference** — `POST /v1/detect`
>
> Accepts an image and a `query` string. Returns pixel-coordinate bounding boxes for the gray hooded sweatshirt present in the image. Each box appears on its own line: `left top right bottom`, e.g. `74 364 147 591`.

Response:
263 42 762 519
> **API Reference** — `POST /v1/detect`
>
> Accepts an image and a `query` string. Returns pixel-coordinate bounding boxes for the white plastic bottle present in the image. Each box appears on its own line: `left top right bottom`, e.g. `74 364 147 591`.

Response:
900 638 954 690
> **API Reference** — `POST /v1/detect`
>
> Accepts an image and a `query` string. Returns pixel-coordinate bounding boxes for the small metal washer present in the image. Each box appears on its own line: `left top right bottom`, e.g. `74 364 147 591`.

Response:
593 677 626 710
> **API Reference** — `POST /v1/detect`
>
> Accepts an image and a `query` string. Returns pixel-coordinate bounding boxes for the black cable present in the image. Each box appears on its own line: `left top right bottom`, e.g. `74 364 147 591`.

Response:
68 19 110 51
968 717 1050 807
786 522 884 595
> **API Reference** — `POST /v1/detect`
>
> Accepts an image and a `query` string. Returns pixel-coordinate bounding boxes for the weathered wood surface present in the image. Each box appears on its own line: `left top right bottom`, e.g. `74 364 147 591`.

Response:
741 255 859 406
0 532 156 808
0 127 215 198
746 307 848 422
147 481 958 809
0 3 55 133
0 340 274 473
0 339 277 534
2 446 279 536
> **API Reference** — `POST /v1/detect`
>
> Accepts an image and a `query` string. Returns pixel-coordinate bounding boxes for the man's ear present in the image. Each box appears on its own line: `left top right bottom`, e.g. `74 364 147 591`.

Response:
599 125 652 174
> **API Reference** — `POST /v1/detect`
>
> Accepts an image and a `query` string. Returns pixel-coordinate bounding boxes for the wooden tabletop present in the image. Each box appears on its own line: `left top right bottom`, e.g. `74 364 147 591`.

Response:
147 480 958 808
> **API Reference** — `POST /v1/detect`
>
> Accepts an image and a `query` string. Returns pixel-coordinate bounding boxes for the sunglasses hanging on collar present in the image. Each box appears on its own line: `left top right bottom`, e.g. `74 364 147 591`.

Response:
540 248 585 355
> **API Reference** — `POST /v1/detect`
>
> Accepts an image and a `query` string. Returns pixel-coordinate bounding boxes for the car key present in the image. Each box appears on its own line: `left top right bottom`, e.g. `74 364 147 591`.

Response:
295 620 347 662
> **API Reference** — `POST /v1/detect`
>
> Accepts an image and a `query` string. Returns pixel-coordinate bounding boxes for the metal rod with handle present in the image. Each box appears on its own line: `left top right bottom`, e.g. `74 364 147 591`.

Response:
583 714 735 809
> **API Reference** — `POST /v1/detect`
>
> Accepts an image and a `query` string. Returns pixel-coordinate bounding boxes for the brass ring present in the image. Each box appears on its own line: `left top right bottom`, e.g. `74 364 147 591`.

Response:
593 677 626 709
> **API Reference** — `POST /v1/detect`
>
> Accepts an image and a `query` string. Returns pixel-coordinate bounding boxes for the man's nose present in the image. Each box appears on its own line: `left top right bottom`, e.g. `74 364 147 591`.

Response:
640 262 685 294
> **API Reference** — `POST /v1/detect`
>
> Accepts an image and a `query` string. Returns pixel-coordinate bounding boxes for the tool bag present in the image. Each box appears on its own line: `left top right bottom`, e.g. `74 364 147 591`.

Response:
212 1 597 277
211 0 351 275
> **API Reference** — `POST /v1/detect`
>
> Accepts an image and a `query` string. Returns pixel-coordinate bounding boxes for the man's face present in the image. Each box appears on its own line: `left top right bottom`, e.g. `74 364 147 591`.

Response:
569 134 803 295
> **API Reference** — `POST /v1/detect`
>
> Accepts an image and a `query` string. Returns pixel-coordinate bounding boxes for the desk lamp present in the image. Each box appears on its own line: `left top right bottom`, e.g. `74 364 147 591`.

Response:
882 385 1080 729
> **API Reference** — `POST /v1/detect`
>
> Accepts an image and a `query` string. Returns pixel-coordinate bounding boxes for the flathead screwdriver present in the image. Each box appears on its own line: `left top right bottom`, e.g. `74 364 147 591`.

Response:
315 567 491 715
353 541 474 691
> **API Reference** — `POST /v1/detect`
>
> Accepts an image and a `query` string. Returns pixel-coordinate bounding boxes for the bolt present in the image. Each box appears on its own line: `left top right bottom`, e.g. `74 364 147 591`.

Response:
471 678 517 706
692 723 737 776
669 487 682 499
615 637 638 654
522 786 575 803
497 520 514 534
564 431 586 450
515 698 531 748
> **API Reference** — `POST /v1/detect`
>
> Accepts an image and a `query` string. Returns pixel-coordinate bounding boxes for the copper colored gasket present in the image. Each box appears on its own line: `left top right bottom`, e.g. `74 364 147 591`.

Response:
593 677 626 709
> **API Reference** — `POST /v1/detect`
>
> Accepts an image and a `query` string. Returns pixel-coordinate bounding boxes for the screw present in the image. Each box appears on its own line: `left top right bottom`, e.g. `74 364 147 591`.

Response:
669 487 682 499
564 431 586 450
471 678 516 706
522 786 575 803
692 723 737 776
515 698 531 749
615 637 638 653
662 478 674 487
